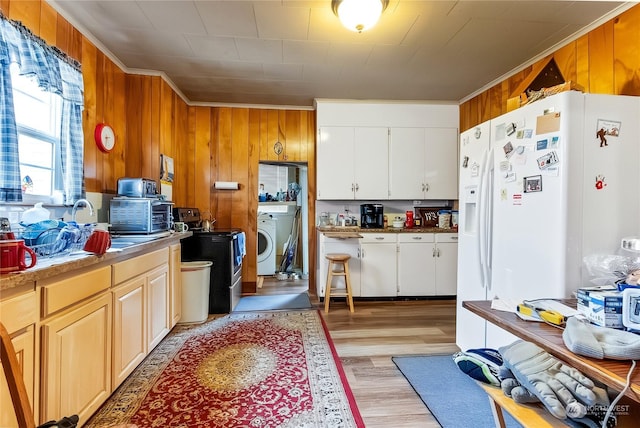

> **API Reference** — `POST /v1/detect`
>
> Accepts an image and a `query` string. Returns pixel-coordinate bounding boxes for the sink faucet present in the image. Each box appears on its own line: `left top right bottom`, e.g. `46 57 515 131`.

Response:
71 198 95 223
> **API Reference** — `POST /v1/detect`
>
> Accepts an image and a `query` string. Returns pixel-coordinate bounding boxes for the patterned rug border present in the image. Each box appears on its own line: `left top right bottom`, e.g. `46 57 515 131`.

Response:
86 310 364 427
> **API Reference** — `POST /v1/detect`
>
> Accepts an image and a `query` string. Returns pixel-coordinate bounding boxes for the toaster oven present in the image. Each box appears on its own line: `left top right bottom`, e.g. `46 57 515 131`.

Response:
109 197 173 234
117 177 158 198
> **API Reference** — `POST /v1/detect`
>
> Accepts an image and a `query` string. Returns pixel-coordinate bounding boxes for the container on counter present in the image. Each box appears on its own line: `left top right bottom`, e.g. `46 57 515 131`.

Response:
438 210 452 229
451 210 459 229
405 211 414 228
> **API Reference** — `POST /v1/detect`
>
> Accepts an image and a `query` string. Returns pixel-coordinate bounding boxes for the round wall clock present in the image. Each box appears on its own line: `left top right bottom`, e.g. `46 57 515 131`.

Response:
94 123 115 153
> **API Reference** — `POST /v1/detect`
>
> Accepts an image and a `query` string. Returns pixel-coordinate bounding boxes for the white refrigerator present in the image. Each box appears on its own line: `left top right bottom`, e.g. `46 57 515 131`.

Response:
456 91 640 351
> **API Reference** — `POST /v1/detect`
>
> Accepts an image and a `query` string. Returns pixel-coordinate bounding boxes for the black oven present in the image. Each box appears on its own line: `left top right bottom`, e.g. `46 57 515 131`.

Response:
180 229 243 314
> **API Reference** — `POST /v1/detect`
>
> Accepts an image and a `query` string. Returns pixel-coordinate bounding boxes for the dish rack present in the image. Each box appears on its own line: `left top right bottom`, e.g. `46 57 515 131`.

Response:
21 224 95 258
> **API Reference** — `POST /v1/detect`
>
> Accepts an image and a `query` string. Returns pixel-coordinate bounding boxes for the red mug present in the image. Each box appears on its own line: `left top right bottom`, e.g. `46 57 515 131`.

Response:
0 239 37 274
83 230 111 255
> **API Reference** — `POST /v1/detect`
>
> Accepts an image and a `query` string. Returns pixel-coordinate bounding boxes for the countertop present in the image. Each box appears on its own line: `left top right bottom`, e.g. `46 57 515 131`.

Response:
317 226 458 234
0 231 192 292
463 300 640 404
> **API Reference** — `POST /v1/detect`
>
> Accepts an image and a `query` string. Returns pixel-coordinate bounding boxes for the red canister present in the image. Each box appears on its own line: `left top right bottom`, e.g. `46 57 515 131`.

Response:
405 211 414 228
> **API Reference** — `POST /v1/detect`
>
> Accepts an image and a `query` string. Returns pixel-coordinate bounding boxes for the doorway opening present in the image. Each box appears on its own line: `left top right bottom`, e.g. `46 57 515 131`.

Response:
258 162 309 295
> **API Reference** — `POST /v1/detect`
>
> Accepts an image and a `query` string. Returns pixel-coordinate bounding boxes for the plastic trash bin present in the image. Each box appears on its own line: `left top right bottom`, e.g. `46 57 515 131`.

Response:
180 261 213 323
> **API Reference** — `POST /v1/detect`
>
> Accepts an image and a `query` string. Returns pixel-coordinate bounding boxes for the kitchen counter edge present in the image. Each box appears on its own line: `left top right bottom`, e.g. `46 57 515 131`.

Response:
317 226 458 234
0 231 192 292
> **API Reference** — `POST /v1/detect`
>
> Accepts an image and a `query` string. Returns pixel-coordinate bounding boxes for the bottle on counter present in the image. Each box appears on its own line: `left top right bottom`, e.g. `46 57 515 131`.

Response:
383 215 388 228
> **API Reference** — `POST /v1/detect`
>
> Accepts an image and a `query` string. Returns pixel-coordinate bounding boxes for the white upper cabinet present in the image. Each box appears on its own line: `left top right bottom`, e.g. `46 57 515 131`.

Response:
389 127 458 200
317 126 388 200
315 100 459 201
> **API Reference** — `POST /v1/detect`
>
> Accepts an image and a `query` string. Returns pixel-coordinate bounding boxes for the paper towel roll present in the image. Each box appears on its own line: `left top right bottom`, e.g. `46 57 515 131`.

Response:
214 181 239 190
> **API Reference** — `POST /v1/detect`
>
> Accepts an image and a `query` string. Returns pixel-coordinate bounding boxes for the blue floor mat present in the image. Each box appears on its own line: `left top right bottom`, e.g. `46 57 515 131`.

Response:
233 293 313 312
392 355 523 428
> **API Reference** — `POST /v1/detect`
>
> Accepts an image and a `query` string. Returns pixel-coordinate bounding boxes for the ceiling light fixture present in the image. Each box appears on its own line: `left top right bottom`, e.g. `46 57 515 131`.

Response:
332 0 389 33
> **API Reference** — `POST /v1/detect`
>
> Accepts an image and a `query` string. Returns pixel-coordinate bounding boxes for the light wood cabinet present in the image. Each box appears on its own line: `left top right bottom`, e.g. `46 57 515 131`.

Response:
112 248 170 388
317 126 389 200
1 240 181 427
147 264 170 350
389 127 458 200
112 275 146 389
40 292 112 425
0 290 37 427
169 243 182 327
360 234 397 297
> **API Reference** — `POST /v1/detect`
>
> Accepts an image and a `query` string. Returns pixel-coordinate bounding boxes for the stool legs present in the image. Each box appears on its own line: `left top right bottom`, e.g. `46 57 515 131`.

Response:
324 261 333 313
324 259 354 313
344 261 354 312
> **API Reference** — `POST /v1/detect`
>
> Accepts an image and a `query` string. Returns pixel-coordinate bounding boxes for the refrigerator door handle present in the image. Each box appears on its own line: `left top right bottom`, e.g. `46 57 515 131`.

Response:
477 150 488 289
478 148 494 290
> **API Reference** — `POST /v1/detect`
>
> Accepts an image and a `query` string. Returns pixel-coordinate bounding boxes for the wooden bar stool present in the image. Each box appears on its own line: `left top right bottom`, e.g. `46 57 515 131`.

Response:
324 253 354 313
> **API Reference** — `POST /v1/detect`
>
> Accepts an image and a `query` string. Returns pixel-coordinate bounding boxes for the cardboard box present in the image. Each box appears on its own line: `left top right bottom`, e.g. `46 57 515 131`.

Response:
576 286 624 328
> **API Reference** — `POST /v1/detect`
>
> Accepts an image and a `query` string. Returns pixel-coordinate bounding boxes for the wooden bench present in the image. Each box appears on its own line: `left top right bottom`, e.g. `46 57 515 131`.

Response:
478 383 569 428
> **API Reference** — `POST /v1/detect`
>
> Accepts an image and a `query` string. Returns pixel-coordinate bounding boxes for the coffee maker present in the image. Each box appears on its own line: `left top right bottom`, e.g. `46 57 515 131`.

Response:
360 204 384 228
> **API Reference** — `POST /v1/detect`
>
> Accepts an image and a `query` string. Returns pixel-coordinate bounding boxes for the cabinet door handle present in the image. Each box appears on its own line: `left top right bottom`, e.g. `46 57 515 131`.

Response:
357 248 361 258
412 236 422 240
437 248 441 257
351 183 355 192
432 248 436 257
355 183 359 191
375 237 384 240
425 183 430 192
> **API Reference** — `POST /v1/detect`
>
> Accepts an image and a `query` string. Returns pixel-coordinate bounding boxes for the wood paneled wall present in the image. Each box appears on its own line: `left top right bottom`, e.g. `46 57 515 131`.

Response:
2 0 316 292
460 6 640 132
183 108 315 291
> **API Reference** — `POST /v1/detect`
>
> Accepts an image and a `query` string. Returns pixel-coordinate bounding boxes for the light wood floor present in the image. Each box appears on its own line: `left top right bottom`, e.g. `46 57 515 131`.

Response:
256 277 460 427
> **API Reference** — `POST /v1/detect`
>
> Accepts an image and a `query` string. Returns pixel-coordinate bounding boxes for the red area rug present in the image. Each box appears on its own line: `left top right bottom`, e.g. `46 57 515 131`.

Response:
86 310 364 427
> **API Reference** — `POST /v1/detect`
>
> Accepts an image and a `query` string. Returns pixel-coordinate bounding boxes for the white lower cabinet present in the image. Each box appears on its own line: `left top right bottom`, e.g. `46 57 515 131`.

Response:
360 234 397 297
398 234 436 296
318 232 458 297
398 233 458 296
434 234 458 295
318 234 361 297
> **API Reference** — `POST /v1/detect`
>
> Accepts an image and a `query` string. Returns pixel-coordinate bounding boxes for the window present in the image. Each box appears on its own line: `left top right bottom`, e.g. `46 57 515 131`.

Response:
259 164 290 197
1 16 85 205
10 62 63 200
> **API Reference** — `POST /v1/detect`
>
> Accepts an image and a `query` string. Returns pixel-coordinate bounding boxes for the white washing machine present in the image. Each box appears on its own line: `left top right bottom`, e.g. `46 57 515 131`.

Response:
257 216 277 275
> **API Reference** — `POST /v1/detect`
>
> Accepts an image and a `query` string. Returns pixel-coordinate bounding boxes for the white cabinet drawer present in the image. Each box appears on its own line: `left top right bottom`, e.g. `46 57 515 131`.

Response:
397 233 434 243
436 233 458 243
360 233 397 243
